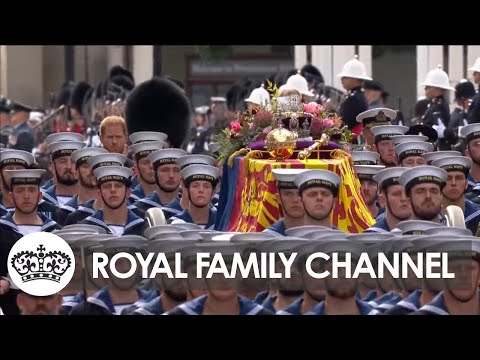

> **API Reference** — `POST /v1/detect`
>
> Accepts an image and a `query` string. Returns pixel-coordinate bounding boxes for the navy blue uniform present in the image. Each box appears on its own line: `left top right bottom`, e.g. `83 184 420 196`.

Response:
422 95 455 150
306 298 379 315
10 122 34 153
263 218 286 237
467 89 480 124
410 292 451 315
79 209 146 236
383 290 423 315
338 86 368 130
169 208 217 230
166 294 274 315
365 217 390 233
133 192 183 220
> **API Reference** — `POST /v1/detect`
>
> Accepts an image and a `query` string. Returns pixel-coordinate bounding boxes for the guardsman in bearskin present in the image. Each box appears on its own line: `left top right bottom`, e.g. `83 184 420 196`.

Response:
263 169 306 237
54 147 108 225
420 66 456 151
365 167 411 232
133 148 186 220
451 80 476 131
79 166 145 235
467 57 480 124
169 165 220 229
0 169 60 315
431 156 480 235
336 56 371 139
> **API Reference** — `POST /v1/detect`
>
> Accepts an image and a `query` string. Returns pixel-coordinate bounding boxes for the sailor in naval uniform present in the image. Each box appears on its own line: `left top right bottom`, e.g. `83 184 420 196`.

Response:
80 166 146 236
166 243 274 315
131 239 192 315
459 124 480 195
394 141 433 168
40 132 86 192
263 169 306 237
169 164 220 230
411 239 480 315
399 166 448 224
351 150 380 166
306 241 379 315
0 169 60 315
431 156 480 235
63 153 130 225
354 165 385 219
70 236 155 315
0 149 35 216
54 147 108 225
293 169 341 229
176 154 218 210
128 140 166 202
370 124 408 167
133 148 186 220
365 167 411 232
42 140 86 207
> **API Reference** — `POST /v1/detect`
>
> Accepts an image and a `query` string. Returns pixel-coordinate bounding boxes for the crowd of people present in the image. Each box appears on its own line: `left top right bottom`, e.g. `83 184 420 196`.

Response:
0 56 480 316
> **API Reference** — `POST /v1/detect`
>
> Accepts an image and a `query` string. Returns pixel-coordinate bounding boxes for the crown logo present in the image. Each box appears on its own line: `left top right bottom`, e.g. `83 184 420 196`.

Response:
375 111 387 122
10 244 72 283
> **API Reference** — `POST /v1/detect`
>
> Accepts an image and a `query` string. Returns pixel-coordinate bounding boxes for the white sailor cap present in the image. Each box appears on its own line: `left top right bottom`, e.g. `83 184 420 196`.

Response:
211 97 226 103
144 225 190 240
355 108 396 126
421 151 461 165
93 165 133 186
271 168 308 189
176 154 216 170
399 165 448 193
354 165 385 182
459 123 480 143
373 167 409 191
71 147 108 166
431 156 472 173
395 141 434 162
6 169 46 186
319 240 365 259
147 148 187 169
195 106 210 115
45 132 85 145
345 232 395 245
128 131 168 144
351 151 380 165
48 141 86 160
391 134 429 145
370 125 409 143
0 149 35 168
130 141 166 159
148 240 196 256
425 240 480 260
61 224 108 234
180 164 220 186
424 227 472 236
101 235 148 250
294 169 341 196
87 153 129 170
395 220 442 235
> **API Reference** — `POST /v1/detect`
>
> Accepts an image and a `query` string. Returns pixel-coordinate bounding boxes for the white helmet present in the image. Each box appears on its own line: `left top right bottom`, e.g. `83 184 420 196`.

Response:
337 55 372 81
244 85 270 106
420 65 454 91
281 70 314 97
468 57 480 73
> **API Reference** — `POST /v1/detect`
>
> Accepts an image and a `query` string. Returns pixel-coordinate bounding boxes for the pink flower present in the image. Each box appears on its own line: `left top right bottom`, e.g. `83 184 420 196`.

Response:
322 118 333 128
304 102 318 114
249 123 256 131
262 125 273 134
230 121 242 133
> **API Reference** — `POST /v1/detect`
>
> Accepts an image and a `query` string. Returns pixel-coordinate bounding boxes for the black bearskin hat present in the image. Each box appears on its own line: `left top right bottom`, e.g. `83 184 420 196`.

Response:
162 75 185 90
69 82 92 113
54 81 75 108
110 75 135 92
125 77 191 148
109 65 134 84
301 64 324 84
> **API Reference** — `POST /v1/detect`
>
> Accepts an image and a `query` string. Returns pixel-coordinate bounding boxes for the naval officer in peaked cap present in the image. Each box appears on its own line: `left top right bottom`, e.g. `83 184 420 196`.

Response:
356 108 395 149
